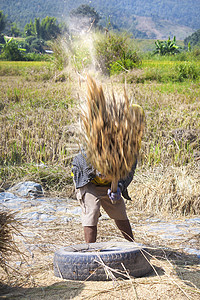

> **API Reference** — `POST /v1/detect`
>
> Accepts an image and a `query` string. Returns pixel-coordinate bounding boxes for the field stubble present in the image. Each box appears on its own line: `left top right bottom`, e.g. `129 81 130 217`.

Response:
0 62 200 212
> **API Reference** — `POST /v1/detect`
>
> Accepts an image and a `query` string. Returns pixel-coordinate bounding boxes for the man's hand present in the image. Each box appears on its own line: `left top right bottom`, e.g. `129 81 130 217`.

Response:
107 187 121 204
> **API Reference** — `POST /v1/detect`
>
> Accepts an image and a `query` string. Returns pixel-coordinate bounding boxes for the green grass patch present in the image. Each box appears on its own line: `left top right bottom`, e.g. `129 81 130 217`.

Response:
148 81 200 97
142 59 200 68
126 60 200 84
0 61 52 76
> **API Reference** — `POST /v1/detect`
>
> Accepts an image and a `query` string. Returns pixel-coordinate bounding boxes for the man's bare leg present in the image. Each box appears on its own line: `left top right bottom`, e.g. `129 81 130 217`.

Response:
84 226 97 243
114 219 134 241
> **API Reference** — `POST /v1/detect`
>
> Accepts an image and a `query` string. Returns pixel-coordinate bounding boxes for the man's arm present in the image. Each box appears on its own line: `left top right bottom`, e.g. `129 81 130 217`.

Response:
118 159 137 200
72 152 96 189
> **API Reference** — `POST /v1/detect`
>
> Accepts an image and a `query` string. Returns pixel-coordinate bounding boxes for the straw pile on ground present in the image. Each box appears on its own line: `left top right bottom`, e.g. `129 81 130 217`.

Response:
81 76 145 191
129 165 200 215
0 211 18 268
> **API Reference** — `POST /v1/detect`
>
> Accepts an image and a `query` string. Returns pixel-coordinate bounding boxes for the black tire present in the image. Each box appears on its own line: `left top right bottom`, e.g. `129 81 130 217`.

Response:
53 241 152 281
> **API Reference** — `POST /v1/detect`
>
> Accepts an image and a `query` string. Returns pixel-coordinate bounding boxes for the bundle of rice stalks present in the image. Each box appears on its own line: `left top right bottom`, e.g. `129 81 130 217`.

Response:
0 210 18 266
81 76 145 193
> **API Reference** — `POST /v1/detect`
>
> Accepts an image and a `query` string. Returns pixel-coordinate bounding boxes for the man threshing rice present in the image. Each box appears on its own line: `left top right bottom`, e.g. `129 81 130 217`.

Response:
72 76 145 243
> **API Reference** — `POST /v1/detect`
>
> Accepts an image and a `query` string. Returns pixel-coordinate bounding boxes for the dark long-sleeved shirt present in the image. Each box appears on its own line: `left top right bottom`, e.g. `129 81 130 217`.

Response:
72 151 137 200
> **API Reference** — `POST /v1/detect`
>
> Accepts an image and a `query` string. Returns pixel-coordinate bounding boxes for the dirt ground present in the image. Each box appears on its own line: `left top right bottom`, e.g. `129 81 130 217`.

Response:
0 204 200 300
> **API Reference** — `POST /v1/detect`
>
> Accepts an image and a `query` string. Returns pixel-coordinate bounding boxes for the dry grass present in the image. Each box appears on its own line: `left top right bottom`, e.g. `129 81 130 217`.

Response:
116 81 200 167
0 211 16 257
0 75 79 166
0 210 22 277
81 76 145 191
128 164 200 216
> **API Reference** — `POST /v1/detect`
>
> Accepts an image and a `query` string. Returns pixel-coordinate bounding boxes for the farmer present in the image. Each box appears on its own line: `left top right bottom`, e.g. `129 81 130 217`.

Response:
71 150 137 243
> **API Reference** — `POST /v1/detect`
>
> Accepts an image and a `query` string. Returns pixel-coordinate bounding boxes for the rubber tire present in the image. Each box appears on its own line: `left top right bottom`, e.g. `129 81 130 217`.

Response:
54 241 152 281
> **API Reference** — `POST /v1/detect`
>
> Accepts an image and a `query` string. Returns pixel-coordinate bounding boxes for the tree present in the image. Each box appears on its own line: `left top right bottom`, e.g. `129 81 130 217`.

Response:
34 18 41 38
24 20 35 37
69 4 100 33
0 11 6 33
154 36 180 55
184 29 200 48
10 23 22 37
41 16 60 40
24 17 60 40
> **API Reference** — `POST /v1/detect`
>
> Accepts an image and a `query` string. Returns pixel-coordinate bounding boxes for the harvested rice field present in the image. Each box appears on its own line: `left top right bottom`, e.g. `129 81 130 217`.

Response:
0 58 200 299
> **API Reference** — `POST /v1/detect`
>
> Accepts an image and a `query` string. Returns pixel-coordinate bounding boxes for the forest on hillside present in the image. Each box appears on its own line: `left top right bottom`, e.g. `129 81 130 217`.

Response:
1 0 200 36
1 3 200 62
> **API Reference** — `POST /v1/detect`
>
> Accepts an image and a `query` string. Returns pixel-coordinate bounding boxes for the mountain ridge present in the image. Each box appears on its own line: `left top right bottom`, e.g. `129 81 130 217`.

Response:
1 0 199 40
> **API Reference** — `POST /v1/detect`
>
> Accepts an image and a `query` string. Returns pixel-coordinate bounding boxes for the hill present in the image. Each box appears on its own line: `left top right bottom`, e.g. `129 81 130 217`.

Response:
184 29 200 48
1 0 200 39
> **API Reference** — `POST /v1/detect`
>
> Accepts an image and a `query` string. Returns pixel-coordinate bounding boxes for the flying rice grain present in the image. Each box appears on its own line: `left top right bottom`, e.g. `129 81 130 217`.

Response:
81 76 145 199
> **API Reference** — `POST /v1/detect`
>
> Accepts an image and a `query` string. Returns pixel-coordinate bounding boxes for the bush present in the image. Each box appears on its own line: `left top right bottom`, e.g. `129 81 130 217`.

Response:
25 52 50 61
50 38 69 71
18 37 48 54
190 47 200 59
110 51 140 75
95 32 141 75
29 38 46 53
176 62 199 81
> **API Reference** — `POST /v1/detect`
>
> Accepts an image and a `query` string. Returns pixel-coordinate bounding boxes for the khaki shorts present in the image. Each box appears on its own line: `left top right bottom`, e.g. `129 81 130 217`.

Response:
75 182 128 226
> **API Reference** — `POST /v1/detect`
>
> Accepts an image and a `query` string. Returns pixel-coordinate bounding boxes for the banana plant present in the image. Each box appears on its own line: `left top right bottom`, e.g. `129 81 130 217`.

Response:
154 36 180 55
2 36 26 60
155 39 165 55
